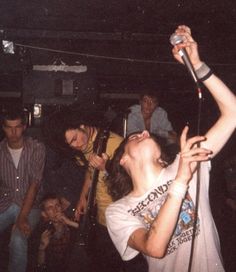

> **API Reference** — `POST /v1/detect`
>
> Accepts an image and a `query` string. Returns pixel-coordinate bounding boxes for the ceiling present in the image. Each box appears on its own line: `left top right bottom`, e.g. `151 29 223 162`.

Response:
0 1 235 82
0 1 236 130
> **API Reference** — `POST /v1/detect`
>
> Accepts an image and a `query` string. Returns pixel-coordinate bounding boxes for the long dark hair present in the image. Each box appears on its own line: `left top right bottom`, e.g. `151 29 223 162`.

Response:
106 138 132 201
43 105 101 161
106 133 175 201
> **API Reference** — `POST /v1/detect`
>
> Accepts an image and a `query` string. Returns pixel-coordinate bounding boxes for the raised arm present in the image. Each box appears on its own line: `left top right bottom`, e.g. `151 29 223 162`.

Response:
200 74 236 156
127 127 211 258
172 25 236 157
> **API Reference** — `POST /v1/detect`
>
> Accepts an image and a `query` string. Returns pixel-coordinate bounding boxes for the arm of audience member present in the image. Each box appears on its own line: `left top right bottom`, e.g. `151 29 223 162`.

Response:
172 25 236 157
59 214 79 228
38 230 52 266
15 181 40 236
15 143 46 236
127 127 211 258
60 197 71 211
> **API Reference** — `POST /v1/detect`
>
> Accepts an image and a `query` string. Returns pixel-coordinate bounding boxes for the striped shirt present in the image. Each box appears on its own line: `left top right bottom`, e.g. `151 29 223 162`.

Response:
0 136 46 212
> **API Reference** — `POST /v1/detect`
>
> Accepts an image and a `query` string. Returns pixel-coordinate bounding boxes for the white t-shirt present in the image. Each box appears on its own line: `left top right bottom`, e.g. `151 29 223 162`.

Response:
8 145 23 169
106 158 225 272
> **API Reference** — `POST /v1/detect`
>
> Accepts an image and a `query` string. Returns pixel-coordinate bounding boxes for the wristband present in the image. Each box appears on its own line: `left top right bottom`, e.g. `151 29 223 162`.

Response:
195 62 213 81
168 181 188 200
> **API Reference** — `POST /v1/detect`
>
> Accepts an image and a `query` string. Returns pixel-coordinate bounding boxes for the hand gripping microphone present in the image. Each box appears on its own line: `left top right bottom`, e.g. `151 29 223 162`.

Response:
170 33 199 85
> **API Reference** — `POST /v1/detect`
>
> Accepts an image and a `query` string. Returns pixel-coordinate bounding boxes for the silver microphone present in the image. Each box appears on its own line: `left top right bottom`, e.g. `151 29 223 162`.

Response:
170 33 199 84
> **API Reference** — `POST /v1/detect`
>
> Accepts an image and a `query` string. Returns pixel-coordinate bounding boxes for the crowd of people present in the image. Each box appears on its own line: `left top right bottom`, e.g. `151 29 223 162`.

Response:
0 25 235 272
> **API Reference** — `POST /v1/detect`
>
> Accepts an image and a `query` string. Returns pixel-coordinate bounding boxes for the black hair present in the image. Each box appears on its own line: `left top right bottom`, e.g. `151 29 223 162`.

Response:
106 138 132 201
139 90 160 101
1 106 27 126
43 104 101 159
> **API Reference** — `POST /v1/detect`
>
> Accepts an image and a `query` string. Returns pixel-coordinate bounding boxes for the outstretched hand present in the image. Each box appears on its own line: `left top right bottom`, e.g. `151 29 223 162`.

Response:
175 126 212 183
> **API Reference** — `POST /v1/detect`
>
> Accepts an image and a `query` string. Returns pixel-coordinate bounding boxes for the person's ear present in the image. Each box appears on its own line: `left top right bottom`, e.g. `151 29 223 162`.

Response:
120 155 128 166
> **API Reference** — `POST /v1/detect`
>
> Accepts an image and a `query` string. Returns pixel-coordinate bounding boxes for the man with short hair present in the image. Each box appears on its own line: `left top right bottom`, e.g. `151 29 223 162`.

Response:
127 91 177 143
0 107 46 272
37 193 79 272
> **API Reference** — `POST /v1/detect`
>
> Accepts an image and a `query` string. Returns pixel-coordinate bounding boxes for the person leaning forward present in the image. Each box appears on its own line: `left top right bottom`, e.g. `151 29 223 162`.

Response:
45 107 148 272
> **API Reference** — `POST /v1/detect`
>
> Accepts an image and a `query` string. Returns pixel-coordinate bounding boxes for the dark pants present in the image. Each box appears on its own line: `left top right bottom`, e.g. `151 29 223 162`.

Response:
94 224 148 272
66 223 148 272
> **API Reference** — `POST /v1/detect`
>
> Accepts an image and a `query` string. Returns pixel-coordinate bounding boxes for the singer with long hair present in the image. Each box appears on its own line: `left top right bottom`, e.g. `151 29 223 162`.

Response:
105 25 236 272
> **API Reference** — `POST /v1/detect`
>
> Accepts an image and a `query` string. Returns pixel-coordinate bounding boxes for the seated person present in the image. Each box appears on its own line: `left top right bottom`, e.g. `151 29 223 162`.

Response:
127 91 177 144
36 193 78 272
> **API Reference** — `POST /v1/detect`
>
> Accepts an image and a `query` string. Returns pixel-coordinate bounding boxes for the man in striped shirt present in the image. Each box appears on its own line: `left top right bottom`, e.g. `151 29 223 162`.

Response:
0 107 46 272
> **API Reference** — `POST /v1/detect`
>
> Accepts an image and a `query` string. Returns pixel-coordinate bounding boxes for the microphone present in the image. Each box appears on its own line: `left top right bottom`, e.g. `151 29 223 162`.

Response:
170 33 199 85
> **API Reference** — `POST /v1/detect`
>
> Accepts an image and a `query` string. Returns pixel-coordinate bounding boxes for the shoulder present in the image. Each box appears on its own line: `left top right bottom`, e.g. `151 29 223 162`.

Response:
107 132 123 150
129 105 141 115
106 197 129 217
109 132 123 142
24 137 46 153
153 107 167 116
0 138 7 150
106 197 140 230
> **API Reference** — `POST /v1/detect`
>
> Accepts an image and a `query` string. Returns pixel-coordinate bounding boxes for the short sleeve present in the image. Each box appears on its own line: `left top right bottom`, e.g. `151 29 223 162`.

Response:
29 141 46 184
106 202 145 261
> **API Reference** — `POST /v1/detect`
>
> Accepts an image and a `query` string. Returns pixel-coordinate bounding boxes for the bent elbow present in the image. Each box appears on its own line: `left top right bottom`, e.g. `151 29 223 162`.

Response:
145 244 166 259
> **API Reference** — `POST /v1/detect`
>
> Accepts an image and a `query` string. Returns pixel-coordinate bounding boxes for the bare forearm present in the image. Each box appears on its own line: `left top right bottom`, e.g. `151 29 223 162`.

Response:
199 72 236 156
145 193 184 257
19 182 39 218
129 179 188 258
203 73 236 116
37 249 46 265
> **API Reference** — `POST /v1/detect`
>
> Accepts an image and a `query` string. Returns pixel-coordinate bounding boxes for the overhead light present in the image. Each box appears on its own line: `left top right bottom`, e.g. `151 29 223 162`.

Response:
2 40 15 54
34 104 42 118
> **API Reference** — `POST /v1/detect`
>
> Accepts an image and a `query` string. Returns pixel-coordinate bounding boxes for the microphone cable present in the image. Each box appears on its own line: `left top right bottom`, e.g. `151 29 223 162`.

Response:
187 83 203 272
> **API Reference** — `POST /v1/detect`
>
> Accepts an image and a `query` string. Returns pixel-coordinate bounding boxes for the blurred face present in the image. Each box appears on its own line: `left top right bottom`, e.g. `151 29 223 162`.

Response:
120 130 161 167
3 119 26 146
42 198 63 222
65 127 89 151
140 95 158 117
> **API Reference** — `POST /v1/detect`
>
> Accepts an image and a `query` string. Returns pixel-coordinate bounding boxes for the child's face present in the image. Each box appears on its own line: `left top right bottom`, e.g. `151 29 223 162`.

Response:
42 198 63 222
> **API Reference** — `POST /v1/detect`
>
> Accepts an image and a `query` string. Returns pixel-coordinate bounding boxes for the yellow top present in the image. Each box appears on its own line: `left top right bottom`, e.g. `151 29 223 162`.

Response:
83 131 123 226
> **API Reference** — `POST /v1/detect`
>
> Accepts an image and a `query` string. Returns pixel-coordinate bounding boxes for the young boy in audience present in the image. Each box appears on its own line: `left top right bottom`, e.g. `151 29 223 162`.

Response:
36 193 78 272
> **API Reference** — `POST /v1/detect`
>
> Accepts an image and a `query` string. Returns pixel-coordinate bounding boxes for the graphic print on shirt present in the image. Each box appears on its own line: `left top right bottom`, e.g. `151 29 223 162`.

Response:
127 181 200 255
